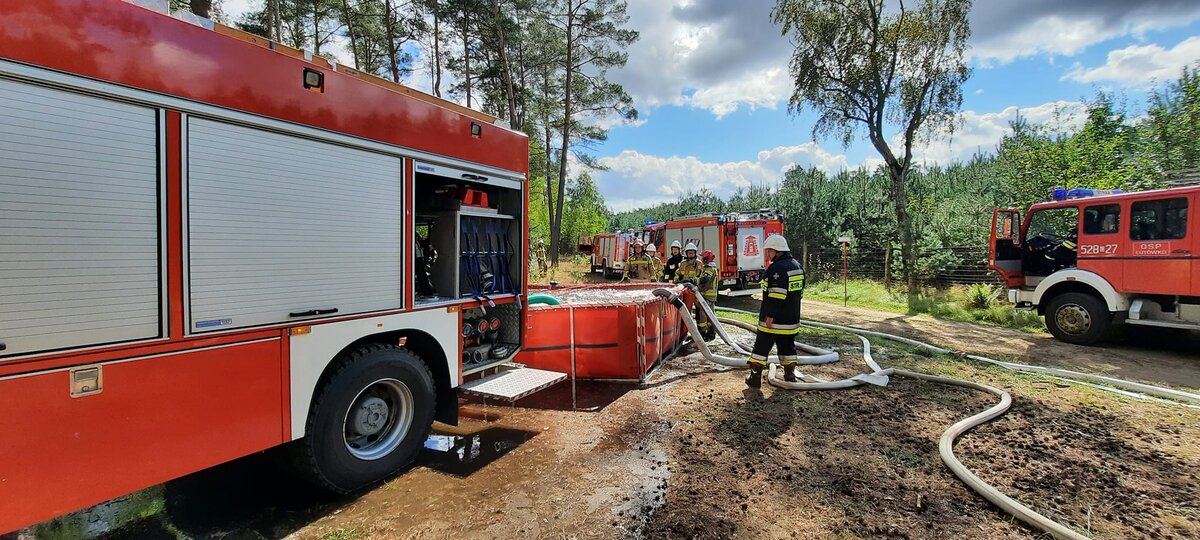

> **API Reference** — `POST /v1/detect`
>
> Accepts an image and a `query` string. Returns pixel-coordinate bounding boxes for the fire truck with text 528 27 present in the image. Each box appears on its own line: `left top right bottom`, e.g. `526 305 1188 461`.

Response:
989 186 1200 345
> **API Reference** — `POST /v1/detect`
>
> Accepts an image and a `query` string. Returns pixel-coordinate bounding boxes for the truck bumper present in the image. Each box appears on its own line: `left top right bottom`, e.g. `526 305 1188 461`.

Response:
1008 288 1036 309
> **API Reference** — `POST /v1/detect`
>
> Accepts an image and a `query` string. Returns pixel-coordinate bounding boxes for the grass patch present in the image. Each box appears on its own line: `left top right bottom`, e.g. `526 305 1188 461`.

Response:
321 529 366 540
884 447 926 469
805 279 1046 332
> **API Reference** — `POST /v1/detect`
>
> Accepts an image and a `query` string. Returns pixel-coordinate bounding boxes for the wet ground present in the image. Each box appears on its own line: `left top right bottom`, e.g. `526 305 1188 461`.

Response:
18 306 1200 540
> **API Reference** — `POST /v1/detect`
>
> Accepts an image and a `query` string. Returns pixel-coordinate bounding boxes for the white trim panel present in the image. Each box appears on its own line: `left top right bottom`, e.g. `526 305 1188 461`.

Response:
288 309 459 439
413 161 521 190
1030 269 1130 312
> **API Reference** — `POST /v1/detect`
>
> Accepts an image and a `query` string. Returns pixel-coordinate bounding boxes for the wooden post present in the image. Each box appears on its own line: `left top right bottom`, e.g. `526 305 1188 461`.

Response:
883 247 892 290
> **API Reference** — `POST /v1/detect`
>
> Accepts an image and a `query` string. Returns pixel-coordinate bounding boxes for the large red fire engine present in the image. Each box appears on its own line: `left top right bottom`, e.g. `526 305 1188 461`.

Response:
0 0 558 531
647 210 785 293
989 186 1200 344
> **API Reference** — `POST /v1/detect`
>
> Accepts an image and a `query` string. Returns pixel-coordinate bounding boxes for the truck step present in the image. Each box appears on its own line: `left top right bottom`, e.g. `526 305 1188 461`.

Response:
459 367 567 402
1124 318 1200 331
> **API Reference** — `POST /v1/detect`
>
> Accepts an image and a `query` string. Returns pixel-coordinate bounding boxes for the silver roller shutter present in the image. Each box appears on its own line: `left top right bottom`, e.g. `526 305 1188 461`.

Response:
0 79 162 357
187 118 404 332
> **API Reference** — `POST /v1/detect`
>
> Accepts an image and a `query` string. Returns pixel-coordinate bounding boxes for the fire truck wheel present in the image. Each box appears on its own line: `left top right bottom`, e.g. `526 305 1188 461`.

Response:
296 343 436 493
1045 292 1111 345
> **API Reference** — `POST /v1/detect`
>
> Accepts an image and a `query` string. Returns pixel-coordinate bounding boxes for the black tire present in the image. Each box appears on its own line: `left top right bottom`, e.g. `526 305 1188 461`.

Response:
1045 292 1111 345
292 343 436 493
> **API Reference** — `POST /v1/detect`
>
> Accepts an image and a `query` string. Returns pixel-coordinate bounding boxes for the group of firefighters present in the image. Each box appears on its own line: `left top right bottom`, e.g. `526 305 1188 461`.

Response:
623 235 805 388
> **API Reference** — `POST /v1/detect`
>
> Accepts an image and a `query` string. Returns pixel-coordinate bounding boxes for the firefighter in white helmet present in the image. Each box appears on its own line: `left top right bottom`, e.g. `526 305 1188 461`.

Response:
644 243 663 282
625 239 653 280
675 243 713 340
663 240 684 282
745 234 805 388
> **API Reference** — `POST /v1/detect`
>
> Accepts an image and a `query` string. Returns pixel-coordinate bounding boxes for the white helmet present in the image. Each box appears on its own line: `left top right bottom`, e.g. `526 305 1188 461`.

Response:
646 243 657 252
763 234 789 252
684 242 698 253
670 240 682 249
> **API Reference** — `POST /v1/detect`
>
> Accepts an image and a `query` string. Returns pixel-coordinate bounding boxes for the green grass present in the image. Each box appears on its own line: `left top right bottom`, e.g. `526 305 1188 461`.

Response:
804 279 1046 332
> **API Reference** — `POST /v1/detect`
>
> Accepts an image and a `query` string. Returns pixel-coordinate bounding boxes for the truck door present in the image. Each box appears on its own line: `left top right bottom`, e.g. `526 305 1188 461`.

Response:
1125 195 1191 295
989 209 1023 286
1077 203 1123 290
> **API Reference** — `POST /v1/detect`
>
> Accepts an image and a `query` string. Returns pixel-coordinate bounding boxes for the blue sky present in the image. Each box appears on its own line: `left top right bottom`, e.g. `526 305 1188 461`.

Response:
222 0 1200 211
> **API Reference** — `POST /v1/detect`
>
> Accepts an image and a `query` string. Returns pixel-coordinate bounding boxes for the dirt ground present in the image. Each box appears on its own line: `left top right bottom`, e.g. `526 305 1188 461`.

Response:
64 308 1199 540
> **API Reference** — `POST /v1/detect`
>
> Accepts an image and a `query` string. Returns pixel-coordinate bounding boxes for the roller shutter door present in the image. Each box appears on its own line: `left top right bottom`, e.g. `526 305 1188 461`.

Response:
0 79 162 357
187 119 404 332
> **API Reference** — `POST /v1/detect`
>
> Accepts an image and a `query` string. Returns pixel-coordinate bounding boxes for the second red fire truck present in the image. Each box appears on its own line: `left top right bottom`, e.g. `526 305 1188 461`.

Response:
989 186 1200 344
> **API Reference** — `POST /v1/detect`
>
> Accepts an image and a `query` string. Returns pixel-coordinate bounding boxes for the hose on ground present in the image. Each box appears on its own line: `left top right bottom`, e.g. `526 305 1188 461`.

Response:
670 296 1104 539
652 288 839 367
714 306 1200 407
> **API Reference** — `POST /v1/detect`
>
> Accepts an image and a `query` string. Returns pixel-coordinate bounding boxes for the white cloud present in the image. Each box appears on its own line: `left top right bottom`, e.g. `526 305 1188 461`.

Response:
1063 36 1200 88
914 101 1088 165
594 143 852 211
969 0 1200 64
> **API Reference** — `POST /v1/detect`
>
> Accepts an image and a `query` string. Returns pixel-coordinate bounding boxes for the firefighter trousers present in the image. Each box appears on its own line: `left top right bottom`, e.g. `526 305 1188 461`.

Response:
746 330 798 368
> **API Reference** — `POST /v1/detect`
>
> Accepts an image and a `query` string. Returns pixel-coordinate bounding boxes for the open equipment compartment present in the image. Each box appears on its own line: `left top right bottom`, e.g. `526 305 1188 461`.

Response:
413 162 524 306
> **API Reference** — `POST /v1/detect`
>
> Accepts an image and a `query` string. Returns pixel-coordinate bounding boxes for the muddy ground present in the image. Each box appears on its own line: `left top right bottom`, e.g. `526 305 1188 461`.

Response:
25 307 1196 540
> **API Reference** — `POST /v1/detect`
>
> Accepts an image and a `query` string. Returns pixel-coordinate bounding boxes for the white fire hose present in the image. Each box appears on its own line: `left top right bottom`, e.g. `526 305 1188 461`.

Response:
652 289 1200 540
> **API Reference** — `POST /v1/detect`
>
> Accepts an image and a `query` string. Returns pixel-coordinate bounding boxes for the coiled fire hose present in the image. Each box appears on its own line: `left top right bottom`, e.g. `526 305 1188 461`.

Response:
653 288 1200 540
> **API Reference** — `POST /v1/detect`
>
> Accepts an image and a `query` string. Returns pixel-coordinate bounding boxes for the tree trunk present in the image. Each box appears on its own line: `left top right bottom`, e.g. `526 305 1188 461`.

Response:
189 0 212 18
462 9 472 108
341 0 361 69
383 0 400 82
431 9 442 97
312 1 321 55
883 246 892 290
491 0 518 123
267 0 280 41
889 167 916 298
552 1 576 267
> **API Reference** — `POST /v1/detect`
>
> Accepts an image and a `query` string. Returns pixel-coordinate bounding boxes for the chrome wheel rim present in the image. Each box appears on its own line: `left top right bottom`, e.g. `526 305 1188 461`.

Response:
1055 304 1092 335
343 378 414 461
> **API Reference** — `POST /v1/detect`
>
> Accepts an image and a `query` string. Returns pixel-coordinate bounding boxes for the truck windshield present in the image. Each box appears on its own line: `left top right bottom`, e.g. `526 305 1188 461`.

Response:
1027 207 1079 241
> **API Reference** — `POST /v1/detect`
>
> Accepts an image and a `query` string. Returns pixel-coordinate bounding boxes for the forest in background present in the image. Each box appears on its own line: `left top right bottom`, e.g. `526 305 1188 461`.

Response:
611 69 1200 286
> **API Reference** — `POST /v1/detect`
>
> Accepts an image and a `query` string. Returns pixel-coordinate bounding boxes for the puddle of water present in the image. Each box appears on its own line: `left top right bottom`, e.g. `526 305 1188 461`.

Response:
501 380 636 412
419 427 538 477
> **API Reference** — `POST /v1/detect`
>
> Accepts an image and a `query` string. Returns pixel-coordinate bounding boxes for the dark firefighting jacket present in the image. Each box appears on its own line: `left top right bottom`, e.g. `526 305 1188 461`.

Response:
757 253 805 334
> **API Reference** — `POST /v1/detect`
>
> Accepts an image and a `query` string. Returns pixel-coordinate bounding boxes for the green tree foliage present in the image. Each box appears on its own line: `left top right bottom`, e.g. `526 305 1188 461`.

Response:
771 0 972 295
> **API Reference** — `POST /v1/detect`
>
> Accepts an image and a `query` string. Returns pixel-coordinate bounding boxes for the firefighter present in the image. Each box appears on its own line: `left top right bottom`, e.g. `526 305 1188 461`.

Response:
626 240 653 280
663 240 683 282
532 239 548 274
1044 230 1078 272
676 243 713 339
645 243 664 282
698 250 720 341
745 235 805 388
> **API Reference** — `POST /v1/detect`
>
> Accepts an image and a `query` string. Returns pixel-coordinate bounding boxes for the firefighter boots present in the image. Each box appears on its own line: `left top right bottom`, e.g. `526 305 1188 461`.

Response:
783 364 797 383
745 367 763 388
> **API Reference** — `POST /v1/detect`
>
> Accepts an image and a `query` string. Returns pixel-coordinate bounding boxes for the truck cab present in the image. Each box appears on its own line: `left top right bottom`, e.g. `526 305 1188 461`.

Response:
990 186 1200 344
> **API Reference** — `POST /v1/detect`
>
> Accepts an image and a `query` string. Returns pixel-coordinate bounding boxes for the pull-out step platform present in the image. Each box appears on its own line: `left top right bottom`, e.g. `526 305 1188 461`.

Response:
721 288 759 297
459 367 567 402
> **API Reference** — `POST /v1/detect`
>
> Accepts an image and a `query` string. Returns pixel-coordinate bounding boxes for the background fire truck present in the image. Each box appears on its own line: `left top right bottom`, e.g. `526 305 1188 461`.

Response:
581 231 643 278
649 210 785 293
989 186 1199 344
0 0 559 531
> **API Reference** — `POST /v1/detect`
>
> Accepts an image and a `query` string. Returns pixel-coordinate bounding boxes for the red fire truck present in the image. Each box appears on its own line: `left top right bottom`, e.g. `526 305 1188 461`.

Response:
582 232 644 278
989 186 1200 344
649 210 785 293
0 0 555 531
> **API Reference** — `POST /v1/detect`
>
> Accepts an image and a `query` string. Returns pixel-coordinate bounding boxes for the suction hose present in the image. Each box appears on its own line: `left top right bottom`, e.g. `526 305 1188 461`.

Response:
680 284 840 365
652 288 839 368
